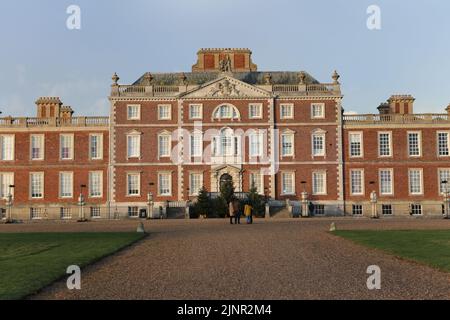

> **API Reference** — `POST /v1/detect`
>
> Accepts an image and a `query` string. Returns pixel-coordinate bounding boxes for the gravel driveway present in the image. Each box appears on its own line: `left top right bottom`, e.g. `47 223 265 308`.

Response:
3 218 448 300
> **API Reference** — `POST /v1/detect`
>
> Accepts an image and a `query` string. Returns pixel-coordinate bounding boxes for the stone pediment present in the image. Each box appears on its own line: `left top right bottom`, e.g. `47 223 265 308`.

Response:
181 75 272 99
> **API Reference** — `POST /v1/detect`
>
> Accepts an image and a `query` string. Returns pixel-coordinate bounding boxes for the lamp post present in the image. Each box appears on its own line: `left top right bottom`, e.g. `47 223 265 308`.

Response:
78 184 87 222
264 187 270 219
147 182 154 219
300 181 309 217
442 180 449 219
5 184 15 223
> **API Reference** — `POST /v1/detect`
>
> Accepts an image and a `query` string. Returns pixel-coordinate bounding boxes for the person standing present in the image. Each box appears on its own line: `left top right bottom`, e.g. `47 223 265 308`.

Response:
229 201 235 224
233 199 241 224
244 203 253 224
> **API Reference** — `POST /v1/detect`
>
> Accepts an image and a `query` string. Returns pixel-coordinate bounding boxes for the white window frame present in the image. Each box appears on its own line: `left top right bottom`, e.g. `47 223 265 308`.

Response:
249 103 263 119
311 103 325 119
350 169 364 196
127 104 141 120
438 168 450 195
249 171 264 194
349 132 363 158
281 171 295 195
280 104 294 119
30 134 45 161
378 131 392 157
126 173 141 197
59 172 73 199
281 132 294 157
408 168 423 195
312 132 326 157
126 133 141 159
60 134 74 160
0 134 15 161
158 104 172 120
0 172 14 199
312 171 327 195
407 131 422 157
158 172 172 196
158 132 172 158
89 133 103 160
379 168 394 195
89 171 103 198
249 131 264 157
437 131 450 157
189 172 203 196
30 172 44 199
190 131 203 157
189 104 203 120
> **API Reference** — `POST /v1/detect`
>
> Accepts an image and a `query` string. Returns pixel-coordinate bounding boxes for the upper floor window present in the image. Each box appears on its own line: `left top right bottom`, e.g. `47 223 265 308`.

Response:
438 132 449 156
311 103 325 119
250 172 263 194
30 134 44 160
378 132 392 157
89 134 103 160
281 172 295 195
158 172 172 196
60 134 74 160
249 132 263 157
439 169 450 194
349 132 363 158
127 173 140 196
212 128 240 156
0 134 15 161
0 173 14 199
158 104 172 120
350 169 364 195
312 171 327 195
213 104 239 120
158 132 171 158
312 130 326 157
189 173 203 196
89 171 103 198
127 133 141 158
408 132 421 157
30 172 44 199
59 172 73 198
280 104 294 119
190 131 202 157
379 169 393 195
127 105 140 120
281 131 294 157
189 104 202 119
408 169 423 195
249 103 263 119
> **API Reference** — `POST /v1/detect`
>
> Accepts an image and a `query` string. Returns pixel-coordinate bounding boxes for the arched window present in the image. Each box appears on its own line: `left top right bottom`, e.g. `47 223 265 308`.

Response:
213 104 240 120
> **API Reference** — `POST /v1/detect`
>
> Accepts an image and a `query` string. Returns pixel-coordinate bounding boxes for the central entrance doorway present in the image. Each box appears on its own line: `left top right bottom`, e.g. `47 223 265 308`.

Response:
220 173 233 190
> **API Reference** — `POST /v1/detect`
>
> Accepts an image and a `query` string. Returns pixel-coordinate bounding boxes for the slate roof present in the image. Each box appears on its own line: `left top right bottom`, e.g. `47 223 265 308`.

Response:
133 71 320 86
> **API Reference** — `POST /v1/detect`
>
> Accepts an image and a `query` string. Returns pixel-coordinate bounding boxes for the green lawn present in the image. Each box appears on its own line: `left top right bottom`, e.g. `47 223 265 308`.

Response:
334 230 450 273
0 232 145 300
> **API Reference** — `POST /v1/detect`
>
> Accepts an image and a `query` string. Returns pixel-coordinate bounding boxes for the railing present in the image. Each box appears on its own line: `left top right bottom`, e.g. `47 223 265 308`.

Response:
114 85 180 97
343 113 450 124
272 83 340 95
0 117 109 128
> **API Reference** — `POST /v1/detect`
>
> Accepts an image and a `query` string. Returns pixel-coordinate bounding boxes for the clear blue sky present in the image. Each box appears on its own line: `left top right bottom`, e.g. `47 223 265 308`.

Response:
1 0 449 116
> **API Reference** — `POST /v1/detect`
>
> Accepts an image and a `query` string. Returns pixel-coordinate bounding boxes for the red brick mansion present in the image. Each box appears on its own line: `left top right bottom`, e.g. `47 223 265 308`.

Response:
1 48 450 220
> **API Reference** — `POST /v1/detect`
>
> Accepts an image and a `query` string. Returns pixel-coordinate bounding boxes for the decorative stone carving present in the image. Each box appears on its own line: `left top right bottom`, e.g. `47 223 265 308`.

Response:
112 72 120 85
264 73 272 85
332 70 340 84
142 72 154 85
208 79 241 98
178 72 187 85
298 72 306 85
219 54 232 72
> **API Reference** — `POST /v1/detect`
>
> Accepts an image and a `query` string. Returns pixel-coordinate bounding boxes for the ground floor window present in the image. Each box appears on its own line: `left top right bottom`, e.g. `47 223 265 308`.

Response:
314 204 325 215
60 207 72 219
410 204 422 216
382 204 393 215
128 206 139 218
352 204 363 215
30 208 44 219
90 207 101 218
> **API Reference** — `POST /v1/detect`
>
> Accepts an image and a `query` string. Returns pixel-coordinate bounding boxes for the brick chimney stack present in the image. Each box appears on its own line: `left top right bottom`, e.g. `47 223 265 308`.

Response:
387 95 415 114
35 97 63 118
